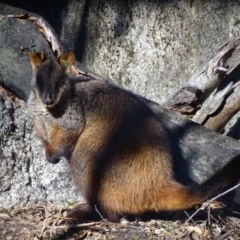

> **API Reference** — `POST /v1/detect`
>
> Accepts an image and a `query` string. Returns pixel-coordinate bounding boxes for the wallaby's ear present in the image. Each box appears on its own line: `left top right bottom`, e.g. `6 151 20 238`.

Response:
29 51 45 69
58 52 75 73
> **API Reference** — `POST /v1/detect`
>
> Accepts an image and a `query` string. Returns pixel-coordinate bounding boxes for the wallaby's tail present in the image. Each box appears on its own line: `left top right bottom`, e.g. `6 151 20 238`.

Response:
154 153 240 212
194 153 240 202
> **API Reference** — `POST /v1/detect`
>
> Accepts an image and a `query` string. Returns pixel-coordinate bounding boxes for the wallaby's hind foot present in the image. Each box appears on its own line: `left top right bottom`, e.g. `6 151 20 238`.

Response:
67 203 122 222
67 203 93 222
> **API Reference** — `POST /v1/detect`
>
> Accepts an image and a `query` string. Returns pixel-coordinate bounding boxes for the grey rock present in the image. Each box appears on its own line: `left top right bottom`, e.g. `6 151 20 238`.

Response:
0 95 79 209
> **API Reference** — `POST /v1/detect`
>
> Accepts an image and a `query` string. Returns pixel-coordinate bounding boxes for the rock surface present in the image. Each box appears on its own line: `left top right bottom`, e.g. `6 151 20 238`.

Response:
0 93 79 209
2 0 240 103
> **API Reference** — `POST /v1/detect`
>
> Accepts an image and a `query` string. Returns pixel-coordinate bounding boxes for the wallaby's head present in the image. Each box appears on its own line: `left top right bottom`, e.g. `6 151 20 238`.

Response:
29 51 75 107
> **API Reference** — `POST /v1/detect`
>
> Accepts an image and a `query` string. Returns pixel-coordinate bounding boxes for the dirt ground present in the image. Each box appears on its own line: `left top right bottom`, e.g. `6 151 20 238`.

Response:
1 201 240 240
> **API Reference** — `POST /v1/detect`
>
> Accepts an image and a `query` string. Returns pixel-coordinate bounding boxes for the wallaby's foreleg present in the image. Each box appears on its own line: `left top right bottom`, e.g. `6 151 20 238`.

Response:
67 120 116 220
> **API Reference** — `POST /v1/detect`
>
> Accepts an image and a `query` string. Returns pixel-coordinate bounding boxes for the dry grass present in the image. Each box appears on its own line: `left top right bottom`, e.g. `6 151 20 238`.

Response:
1 201 240 240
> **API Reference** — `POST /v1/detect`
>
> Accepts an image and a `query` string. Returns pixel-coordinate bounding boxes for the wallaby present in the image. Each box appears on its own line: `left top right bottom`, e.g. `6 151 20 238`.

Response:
28 51 240 222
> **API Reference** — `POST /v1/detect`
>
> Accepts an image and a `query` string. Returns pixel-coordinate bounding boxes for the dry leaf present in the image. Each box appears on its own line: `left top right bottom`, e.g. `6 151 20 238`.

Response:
182 226 211 239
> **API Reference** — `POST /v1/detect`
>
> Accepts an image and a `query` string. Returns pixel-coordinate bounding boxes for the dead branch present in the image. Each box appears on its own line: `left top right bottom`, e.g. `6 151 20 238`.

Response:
164 36 240 126
198 82 240 132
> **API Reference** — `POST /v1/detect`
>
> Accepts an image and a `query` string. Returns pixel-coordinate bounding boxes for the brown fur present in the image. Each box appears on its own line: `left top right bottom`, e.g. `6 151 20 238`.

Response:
28 51 240 222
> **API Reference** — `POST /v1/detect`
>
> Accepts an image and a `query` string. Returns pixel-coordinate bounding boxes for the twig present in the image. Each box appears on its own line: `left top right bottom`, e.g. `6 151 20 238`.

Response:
185 203 209 224
218 214 227 225
186 181 240 223
207 207 211 226
95 205 107 222
209 213 218 224
184 211 196 224
39 207 49 237
53 222 99 229
49 208 63 237
213 230 233 240
210 182 240 202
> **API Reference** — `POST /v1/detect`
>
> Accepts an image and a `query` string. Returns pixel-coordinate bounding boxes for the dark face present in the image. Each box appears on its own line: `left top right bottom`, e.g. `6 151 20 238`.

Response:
34 59 69 107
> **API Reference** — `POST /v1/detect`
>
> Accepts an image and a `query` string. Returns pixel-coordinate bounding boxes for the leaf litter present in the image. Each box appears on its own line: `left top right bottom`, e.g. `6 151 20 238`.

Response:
0 200 240 240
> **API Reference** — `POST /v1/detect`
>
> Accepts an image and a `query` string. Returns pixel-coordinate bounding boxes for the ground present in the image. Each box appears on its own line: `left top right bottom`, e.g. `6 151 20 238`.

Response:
0 202 240 240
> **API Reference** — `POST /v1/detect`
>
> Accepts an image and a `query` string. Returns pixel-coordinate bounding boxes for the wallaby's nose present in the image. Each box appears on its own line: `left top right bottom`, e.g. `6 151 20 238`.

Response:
43 94 53 105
